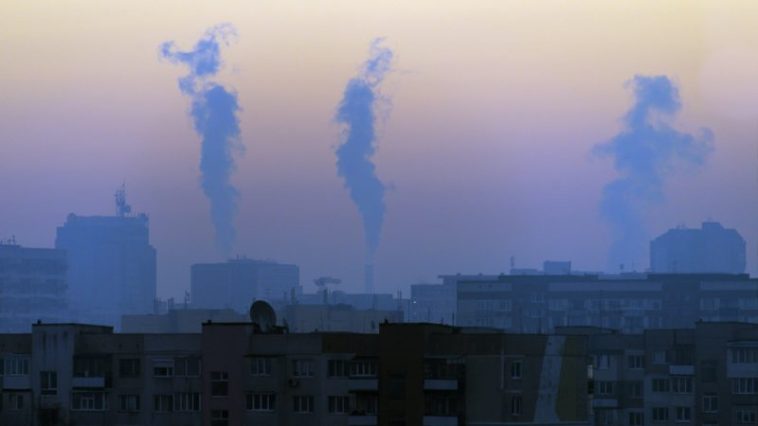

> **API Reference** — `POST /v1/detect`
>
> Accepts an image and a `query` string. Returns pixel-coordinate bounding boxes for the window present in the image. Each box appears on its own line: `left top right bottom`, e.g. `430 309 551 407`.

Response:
328 360 348 377
653 351 667 364
595 354 610 370
510 360 522 379
119 359 141 378
152 359 174 377
511 395 522 416
732 377 758 394
174 392 201 411
676 406 691 422
72 392 107 411
210 371 229 396
8 393 24 410
5 357 29 376
74 356 107 377
629 412 644 426
627 354 644 369
40 371 57 395
671 376 693 393
652 378 669 392
703 394 718 413
350 359 377 377
175 357 201 377
328 396 350 414
118 394 140 412
292 395 314 413
211 409 229 426
629 381 642 398
246 393 276 411
652 407 669 422
251 357 272 376
736 408 757 424
597 381 614 395
292 360 314 378
153 394 173 412
731 348 758 364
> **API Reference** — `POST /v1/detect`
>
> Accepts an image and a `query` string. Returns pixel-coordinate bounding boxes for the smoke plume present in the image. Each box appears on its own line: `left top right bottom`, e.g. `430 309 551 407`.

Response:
335 39 393 258
160 24 242 252
594 75 713 270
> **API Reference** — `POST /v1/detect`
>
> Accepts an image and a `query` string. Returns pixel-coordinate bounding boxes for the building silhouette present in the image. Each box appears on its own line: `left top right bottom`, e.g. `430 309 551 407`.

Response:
55 189 156 327
190 258 300 312
0 242 68 332
651 222 746 274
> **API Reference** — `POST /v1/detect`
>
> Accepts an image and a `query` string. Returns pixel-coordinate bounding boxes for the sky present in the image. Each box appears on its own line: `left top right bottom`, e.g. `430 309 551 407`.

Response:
1 1 758 298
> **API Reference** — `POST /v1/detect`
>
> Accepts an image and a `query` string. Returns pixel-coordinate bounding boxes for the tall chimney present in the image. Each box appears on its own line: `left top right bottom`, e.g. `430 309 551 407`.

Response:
364 264 374 294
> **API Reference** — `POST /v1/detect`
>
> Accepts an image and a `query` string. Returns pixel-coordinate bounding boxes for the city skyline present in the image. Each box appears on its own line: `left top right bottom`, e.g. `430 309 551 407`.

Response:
2 1 758 298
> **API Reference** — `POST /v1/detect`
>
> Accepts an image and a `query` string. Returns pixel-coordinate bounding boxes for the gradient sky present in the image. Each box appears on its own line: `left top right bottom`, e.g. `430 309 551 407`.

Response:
2 1 758 298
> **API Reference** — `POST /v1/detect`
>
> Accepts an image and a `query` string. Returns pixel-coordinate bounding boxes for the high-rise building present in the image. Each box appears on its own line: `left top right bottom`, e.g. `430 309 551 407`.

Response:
651 221 746 274
0 242 68 332
55 189 156 327
191 258 300 312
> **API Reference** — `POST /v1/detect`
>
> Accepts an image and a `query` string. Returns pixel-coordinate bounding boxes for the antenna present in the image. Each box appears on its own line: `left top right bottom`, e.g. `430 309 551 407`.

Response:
114 183 132 217
249 300 277 333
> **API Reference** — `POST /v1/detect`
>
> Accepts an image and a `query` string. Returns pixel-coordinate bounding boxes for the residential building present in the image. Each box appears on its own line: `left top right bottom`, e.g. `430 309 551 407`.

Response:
456 273 758 334
651 222 746 274
0 243 68 332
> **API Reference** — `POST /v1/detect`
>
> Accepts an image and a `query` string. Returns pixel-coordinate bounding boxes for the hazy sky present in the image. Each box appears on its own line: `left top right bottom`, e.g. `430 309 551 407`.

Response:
2 1 758 298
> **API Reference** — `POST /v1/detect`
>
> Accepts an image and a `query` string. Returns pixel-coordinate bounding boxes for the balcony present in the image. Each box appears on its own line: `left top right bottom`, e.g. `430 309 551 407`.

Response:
72 376 106 388
422 416 458 426
424 379 458 391
2 375 31 390
348 378 378 391
348 415 378 426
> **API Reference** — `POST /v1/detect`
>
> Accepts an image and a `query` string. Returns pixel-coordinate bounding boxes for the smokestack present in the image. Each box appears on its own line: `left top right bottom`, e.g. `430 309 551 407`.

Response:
364 264 374 294
160 24 242 253
593 75 713 270
335 38 393 267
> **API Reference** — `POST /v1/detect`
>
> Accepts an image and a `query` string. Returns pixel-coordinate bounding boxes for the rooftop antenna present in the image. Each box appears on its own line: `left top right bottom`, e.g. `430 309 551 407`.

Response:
115 183 132 217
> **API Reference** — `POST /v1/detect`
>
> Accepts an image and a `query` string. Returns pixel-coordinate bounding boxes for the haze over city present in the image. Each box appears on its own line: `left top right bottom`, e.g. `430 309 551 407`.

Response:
2 1 757 299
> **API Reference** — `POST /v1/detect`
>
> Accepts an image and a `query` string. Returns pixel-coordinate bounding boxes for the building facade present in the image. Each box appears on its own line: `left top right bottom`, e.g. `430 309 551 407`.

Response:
191 258 300 313
55 212 157 327
0 243 68 332
457 273 758 334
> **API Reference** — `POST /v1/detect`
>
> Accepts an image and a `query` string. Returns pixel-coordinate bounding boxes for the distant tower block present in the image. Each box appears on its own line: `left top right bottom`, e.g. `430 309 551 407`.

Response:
364 264 374 294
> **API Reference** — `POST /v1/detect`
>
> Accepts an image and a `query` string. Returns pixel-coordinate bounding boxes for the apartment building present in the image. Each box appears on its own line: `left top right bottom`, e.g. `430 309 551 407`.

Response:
457 273 758 333
560 321 758 426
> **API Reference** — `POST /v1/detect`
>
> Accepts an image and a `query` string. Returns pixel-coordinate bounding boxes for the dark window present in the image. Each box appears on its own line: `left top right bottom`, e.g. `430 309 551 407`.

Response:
251 358 272 376
328 395 350 414
652 407 668 422
118 395 140 412
211 409 229 426
119 359 141 378
210 371 229 396
153 394 173 412
328 360 348 377
175 357 201 377
292 395 314 413
40 371 57 395
246 393 276 411
511 395 522 415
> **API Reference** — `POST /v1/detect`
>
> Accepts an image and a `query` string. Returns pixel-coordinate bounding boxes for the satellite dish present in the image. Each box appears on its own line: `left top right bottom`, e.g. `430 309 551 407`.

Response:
250 300 277 332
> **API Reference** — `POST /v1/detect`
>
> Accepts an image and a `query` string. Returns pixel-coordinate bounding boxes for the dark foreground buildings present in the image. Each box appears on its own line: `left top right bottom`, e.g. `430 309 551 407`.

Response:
1 318 757 426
